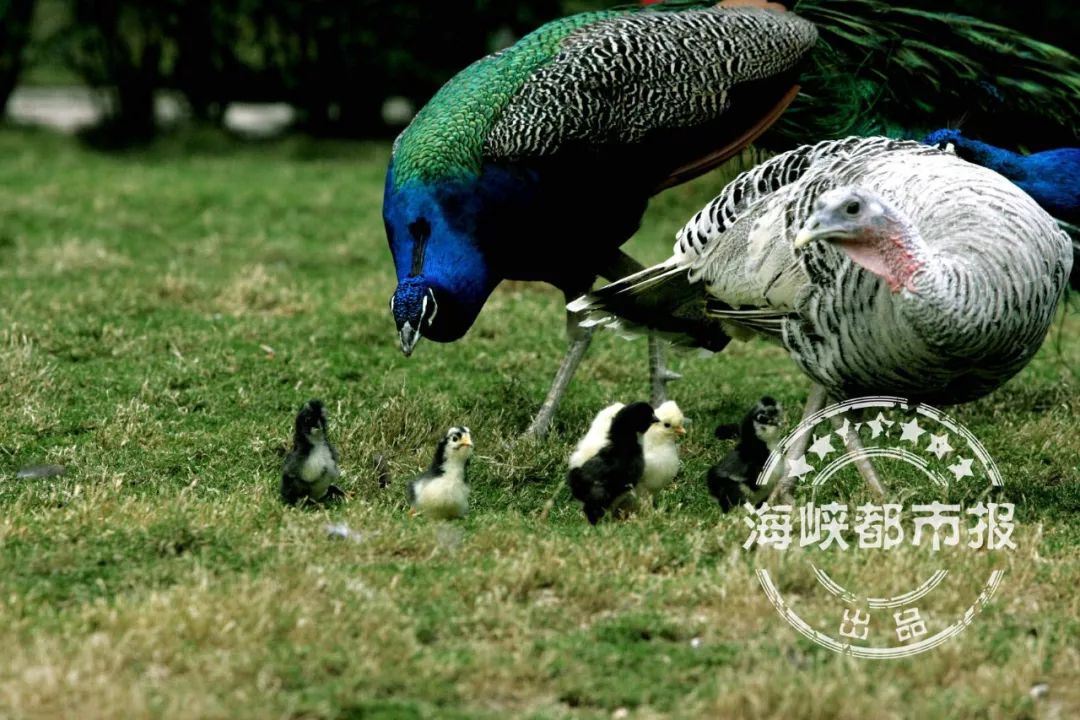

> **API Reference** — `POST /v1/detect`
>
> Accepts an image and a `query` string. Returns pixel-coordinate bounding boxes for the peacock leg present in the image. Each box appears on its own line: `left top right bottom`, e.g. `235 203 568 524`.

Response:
832 410 886 497
524 296 594 439
771 384 828 503
648 336 682 406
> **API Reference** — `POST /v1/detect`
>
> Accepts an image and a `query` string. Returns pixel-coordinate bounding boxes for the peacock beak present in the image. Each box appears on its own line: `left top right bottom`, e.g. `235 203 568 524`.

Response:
399 323 420 357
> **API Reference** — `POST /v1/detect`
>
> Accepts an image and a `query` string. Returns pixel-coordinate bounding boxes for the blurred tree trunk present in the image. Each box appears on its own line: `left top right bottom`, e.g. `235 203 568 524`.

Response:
57 0 170 145
0 0 37 116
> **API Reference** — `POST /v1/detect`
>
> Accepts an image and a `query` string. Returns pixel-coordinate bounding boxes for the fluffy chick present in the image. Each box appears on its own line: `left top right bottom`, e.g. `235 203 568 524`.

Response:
568 402 625 470
281 399 343 506
567 402 658 524
407 426 473 519
707 397 783 511
639 400 688 499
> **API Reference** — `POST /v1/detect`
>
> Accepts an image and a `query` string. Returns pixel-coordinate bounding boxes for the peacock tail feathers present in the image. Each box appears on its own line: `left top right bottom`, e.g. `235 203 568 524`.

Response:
779 0 1080 146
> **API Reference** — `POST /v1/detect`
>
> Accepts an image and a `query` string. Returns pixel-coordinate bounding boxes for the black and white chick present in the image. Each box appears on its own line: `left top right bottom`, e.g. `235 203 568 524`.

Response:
406 426 473 520
281 399 344 506
707 397 783 512
567 402 659 525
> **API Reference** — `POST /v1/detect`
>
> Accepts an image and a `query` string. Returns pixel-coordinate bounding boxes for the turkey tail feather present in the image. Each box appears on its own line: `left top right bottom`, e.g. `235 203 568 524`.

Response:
569 263 733 352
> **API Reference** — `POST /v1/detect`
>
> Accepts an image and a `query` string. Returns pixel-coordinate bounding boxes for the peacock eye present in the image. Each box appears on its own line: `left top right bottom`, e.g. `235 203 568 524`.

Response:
845 201 861 216
423 289 439 327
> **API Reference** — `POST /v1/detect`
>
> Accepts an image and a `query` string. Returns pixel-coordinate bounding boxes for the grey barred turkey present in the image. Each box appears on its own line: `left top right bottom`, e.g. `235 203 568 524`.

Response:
570 136 1072 407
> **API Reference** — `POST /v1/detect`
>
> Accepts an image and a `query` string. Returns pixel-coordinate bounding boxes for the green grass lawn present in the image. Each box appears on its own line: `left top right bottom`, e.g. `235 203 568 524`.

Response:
0 126 1077 719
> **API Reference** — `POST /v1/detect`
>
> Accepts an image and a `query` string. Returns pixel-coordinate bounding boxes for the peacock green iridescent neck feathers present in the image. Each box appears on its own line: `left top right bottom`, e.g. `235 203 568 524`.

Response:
391 10 622 188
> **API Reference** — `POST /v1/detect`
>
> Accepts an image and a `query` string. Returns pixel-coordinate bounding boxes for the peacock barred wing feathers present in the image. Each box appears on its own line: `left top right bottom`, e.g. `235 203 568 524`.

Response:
484 8 817 159
391 5 817 187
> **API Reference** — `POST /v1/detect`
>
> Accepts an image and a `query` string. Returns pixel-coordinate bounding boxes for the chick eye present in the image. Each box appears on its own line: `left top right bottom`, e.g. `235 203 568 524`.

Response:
450 433 460 442
664 422 671 428
845 201 861 216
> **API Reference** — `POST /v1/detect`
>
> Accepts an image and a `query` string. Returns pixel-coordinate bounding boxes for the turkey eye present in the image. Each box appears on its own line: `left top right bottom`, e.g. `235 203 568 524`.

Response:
845 201 861 216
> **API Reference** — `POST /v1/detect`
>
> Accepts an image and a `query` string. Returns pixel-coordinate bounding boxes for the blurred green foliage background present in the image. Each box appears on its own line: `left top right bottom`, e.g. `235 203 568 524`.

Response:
0 0 1076 143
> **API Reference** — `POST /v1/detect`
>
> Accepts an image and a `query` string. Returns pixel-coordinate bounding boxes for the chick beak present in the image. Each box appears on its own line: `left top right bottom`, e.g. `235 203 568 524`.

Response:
399 323 420 357
674 425 687 436
460 436 473 448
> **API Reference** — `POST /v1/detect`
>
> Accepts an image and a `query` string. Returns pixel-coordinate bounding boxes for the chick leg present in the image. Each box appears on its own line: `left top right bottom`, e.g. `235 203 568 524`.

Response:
524 299 593 439
648 336 682 406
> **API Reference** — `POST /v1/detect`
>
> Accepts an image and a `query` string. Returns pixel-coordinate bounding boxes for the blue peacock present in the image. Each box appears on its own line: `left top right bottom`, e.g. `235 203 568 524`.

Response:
384 0 1080 436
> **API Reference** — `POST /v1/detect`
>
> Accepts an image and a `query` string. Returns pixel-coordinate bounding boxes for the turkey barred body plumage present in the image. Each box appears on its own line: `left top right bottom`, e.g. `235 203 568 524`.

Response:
573 137 1073 404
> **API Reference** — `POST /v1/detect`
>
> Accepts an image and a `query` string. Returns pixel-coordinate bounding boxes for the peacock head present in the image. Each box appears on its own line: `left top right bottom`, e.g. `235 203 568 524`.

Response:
922 128 1000 167
794 187 925 293
384 167 497 357
922 128 964 151
390 276 439 357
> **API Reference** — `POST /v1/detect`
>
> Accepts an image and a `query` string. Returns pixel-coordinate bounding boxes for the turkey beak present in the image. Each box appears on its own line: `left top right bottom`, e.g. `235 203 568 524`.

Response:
795 205 841 249
399 323 420 357
794 221 828 249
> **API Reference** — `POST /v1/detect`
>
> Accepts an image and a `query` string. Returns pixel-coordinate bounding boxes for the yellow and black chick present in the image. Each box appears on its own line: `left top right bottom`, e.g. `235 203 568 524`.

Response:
707 397 783 511
568 401 658 524
407 426 473 519
281 399 344 506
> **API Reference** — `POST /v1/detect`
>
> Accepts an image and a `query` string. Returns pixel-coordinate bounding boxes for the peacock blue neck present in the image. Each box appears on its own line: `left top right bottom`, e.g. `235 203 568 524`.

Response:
951 136 1026 178
924 129 1080 224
